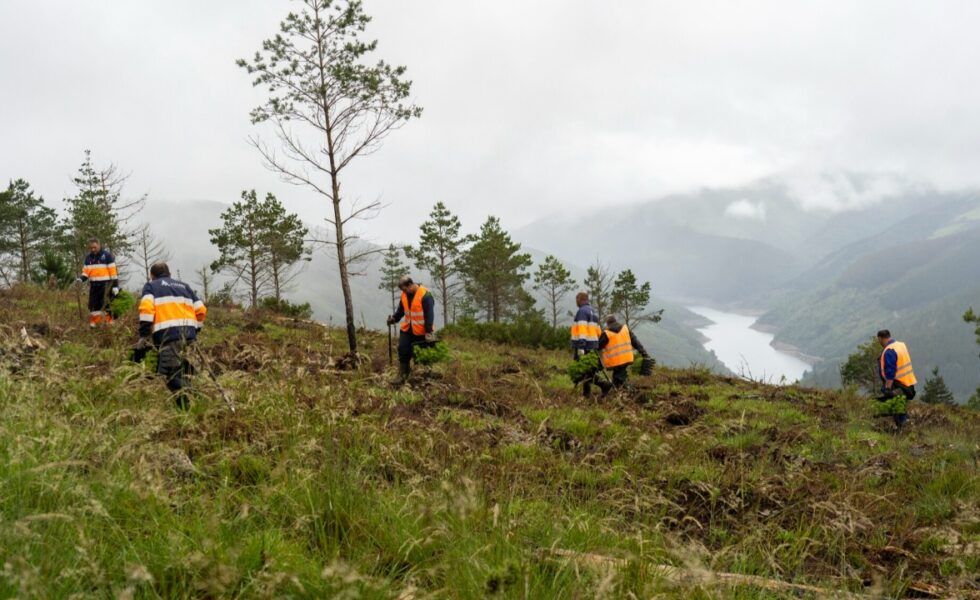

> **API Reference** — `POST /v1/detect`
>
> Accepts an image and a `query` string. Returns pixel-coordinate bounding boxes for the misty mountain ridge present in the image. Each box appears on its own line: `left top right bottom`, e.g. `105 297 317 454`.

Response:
516 173 977 304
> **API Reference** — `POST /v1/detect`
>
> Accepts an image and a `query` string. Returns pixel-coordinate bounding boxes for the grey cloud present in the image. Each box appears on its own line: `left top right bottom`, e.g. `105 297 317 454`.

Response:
3 0 980 239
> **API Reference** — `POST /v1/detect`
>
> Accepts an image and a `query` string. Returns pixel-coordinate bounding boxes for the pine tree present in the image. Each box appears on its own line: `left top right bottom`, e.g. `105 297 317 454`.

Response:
64 150 144 269
131 224 170 284
921 366 956 405
0 179 61 285
460 216 532 323
210 191 269 308
533 255 576 328
966 308 980 345
584 260 612 319
610 269 663 330
261 194 310 302
209 191 308 308
378 244 409 313
406 202 472 327
195 265 213 304
840 338 882 394
238 0 421 355
967 389 980 411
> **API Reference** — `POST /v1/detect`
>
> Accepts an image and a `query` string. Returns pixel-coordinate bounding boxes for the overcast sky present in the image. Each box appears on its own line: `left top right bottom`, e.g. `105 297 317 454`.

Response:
2 1 980 241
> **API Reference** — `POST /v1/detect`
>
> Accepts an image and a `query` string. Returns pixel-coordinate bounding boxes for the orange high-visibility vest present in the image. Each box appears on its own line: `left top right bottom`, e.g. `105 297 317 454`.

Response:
400 285 430 335
601 325 635 368
879 340 917 387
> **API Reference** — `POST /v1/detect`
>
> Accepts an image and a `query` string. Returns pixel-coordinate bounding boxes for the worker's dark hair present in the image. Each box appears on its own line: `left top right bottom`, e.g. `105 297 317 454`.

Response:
150 262 171 279
87 237 100 245
398 275 414 288
605 315 619 327
576 292 589 305
876 329 891 339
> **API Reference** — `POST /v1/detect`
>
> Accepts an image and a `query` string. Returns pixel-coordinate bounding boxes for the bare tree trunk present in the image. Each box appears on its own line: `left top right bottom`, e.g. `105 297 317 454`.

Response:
332 191 358 354
439 254 449 328
550 288 559 328
18 222 30 283
272 261 282 302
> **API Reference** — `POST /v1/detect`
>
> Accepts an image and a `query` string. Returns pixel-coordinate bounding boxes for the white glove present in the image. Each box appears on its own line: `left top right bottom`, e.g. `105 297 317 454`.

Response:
76 275 88 284
424 332 437 342
111 287 120 296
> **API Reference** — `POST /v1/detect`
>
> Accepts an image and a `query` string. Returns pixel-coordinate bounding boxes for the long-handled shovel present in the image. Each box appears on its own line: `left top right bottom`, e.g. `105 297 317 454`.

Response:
74 281 85 323
387 323 394 367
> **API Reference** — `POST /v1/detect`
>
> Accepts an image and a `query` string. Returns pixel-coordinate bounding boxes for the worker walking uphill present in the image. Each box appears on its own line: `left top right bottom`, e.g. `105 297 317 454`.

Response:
597 315 650 395
136 262 207 409
386 276 435 383
877 329 917 429
570 292 602 396
76 238 119 327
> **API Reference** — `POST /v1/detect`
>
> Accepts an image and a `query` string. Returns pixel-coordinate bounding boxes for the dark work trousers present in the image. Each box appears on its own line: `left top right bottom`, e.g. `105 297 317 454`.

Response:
891 383 916 428
610 365 630 388
574 351 600 397
597 365 631 396
397 330 428 376
158 340 193 409
88 282 111 324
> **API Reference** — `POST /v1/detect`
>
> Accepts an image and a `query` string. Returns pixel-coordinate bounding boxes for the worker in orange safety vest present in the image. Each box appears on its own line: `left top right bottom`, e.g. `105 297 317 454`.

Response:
597 315 650 396
386 276 436 383
877 329 917 429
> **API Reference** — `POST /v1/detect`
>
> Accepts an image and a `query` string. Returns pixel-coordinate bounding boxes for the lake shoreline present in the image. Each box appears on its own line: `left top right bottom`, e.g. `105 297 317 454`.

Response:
687 306 813 384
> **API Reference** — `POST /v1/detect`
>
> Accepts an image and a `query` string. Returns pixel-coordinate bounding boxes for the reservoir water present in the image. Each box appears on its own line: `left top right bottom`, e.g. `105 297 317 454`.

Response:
687 306 812 384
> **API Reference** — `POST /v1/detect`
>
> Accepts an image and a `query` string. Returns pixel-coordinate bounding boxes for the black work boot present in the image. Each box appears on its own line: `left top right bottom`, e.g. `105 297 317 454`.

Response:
394 361 411 385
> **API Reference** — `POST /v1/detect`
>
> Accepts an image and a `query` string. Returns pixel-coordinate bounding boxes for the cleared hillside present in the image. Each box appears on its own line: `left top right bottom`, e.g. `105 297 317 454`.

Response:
0 287 977 598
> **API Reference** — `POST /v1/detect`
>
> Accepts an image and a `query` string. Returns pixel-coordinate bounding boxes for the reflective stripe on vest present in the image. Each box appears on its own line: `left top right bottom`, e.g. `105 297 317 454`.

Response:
880 340 917 387
83 262 117 282
570 320 601 342
400 285 430 335
601 325 635 368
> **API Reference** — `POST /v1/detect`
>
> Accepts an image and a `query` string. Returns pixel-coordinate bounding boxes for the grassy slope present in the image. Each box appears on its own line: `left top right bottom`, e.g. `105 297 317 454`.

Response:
0 287 978 599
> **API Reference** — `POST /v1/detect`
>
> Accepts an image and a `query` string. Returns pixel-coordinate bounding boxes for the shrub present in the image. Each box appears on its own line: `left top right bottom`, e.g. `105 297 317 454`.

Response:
259 297 313 320
566 352 600 383
413 342 450 366
109 289 136 318
872 394 907 416
442 317 569 350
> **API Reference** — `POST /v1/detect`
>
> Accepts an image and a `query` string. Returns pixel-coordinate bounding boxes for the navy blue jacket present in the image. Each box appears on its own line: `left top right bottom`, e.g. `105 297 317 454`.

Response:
571 304 601 350
138 277 207 345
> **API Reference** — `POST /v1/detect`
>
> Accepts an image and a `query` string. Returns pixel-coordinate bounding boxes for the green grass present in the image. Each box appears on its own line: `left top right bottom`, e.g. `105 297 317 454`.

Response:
0 286 978 598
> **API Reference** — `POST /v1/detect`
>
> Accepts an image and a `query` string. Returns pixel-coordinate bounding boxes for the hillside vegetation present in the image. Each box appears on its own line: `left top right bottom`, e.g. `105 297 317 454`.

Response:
759 203 980 401
0 287 978 598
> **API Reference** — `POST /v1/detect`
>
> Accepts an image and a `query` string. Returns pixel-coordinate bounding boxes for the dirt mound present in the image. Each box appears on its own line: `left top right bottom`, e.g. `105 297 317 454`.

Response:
663 399 705 426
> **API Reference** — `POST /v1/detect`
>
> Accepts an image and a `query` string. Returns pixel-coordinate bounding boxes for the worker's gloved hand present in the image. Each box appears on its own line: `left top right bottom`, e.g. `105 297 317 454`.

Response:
424 332 437 343
134 337 152 350
76 275 88 284
386 315 396 326
111 286 120 297
576 348 586 357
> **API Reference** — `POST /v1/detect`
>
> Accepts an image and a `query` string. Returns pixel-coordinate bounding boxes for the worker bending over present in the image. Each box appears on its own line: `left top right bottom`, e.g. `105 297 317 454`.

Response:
598 315 650 394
